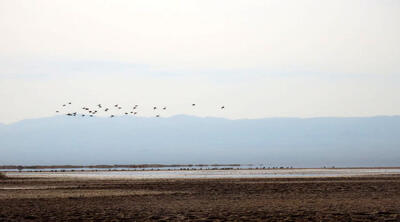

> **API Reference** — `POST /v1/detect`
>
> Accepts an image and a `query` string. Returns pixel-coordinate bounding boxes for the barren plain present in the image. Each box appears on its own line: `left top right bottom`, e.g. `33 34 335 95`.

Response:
1 171 400 221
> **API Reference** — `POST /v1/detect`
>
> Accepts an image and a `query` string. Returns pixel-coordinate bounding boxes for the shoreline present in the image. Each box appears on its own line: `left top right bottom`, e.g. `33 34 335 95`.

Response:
2 166 400 172
4 168 400 180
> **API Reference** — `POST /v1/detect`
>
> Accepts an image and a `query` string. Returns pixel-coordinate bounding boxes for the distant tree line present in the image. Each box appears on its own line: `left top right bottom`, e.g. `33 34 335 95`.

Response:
0 163 244 170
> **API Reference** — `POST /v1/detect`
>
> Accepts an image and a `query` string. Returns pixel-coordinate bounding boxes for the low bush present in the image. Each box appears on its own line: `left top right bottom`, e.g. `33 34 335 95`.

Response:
0 172 6 179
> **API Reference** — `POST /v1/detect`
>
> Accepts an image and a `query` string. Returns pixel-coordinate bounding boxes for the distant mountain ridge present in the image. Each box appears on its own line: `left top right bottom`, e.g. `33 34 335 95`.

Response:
1 115 399 167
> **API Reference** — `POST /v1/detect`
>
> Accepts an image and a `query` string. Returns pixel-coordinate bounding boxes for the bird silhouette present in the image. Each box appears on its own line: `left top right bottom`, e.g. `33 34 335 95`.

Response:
58 102 227 120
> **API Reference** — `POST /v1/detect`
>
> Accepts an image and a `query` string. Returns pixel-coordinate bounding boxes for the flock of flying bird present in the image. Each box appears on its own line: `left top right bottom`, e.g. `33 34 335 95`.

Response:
56 102 225 118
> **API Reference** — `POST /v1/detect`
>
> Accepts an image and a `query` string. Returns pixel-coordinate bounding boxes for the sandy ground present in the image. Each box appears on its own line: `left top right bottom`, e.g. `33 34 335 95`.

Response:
1 175 400 221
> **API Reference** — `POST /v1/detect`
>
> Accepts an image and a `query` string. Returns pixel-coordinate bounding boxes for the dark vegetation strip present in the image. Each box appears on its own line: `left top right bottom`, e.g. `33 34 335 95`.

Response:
0 164 244 170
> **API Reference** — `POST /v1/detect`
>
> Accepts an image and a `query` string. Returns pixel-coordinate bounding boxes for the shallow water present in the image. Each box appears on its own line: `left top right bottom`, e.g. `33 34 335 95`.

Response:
6 168 400 179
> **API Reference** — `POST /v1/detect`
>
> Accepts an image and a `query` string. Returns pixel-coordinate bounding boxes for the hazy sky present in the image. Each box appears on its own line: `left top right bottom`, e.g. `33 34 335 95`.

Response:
1 0 399 123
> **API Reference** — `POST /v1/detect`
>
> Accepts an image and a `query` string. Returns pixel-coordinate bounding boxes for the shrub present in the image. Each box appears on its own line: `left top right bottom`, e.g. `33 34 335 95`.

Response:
0 172 6 179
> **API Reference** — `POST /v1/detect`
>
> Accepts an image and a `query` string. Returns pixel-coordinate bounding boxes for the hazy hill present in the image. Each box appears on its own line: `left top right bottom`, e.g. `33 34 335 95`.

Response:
0 115 399 167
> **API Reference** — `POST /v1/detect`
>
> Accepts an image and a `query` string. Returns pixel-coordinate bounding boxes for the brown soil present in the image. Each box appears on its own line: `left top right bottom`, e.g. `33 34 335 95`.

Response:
1 176 400 221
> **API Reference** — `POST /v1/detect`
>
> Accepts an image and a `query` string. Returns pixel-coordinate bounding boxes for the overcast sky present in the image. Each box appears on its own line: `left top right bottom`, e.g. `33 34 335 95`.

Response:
0 0 399 123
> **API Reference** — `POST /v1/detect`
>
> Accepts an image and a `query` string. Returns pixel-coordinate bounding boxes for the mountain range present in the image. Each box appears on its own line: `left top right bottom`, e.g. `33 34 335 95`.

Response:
1 115 399 167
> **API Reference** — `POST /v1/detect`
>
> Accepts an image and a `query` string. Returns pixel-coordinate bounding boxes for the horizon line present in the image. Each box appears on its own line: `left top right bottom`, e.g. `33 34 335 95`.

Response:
2 114 400 125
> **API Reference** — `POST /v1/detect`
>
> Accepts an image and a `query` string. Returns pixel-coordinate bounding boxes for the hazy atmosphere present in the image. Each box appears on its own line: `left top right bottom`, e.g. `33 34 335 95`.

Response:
1 0 400 165
1 115 399 167
2 1 400 221
1 0 400 124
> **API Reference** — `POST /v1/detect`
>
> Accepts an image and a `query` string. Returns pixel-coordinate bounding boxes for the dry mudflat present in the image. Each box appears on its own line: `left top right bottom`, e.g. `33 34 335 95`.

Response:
1 174 400 221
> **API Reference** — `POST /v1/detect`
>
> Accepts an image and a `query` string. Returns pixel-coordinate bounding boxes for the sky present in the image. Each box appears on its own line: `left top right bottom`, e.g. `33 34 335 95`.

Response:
0 0 399 124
